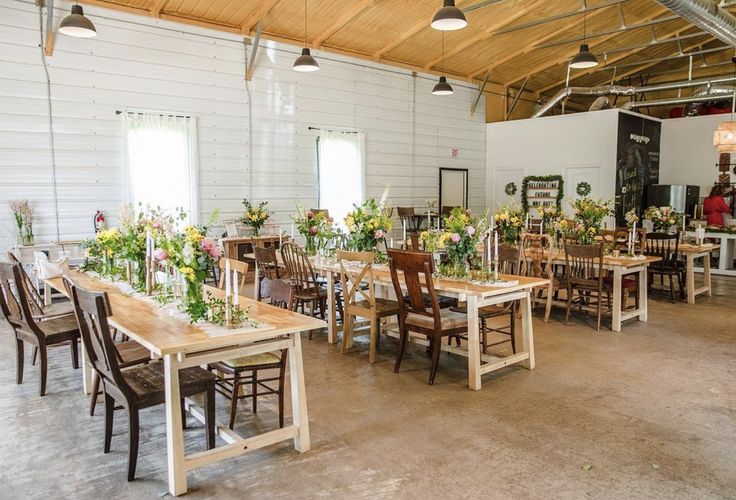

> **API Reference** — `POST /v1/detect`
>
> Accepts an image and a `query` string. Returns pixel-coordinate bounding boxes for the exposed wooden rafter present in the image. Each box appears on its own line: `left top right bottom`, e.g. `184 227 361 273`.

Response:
239 0 279 35
312 0 376 48
150 0 167 17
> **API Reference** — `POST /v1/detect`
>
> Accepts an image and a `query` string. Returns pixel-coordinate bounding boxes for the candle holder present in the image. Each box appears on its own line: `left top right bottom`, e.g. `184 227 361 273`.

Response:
224 294 234 329
125 261 132 285
145 256 154 296
492 258 499 282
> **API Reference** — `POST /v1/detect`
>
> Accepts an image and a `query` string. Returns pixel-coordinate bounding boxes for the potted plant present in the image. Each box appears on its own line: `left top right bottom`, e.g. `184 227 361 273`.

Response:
240 199 270 236
344 194 393 260
9 199 34 246
569 197 613 245
494 204 525 245
439 207 488 278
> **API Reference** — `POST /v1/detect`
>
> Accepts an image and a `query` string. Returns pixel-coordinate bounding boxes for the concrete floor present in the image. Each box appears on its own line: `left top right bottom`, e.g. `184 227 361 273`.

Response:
1 277 735 499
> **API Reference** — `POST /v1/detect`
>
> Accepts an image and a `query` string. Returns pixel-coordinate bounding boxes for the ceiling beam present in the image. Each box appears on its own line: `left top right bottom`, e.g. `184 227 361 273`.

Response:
503 9 672 89
311 0 376 48
150 0 167 17
424 0 547 72
537 23 700 95
465 3 614 80
239 0 279 35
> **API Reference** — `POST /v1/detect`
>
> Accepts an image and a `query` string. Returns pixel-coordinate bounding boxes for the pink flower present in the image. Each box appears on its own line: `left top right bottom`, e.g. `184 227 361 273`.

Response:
327 217 334 224
200 238 221 259
374 229 384 239
309 226 318 235
306 211 314 219
450 233 461 243
466 226 475 237
153 248 168 261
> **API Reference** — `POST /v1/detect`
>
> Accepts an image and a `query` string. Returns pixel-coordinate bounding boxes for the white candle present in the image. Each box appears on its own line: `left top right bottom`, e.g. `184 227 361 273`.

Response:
427 208 431 229
225 259 231 297
682 214 686 232
539 219 544 235
279 226 283 247
494 230 499 259
233 270 239 305
390 236 394 249
486 232 491 267
291 223 294 239
146 230 152 258
526 213 530 229
402 220 406 244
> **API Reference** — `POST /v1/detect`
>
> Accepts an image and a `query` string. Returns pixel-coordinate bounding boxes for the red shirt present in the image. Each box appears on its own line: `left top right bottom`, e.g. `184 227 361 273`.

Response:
703 195 730 226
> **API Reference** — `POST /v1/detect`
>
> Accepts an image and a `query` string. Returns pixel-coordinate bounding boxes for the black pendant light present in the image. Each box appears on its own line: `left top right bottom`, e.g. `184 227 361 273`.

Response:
59 4 97 38
431 0 467 31
433 34 453 96
570 10 598 69
293 0 319 72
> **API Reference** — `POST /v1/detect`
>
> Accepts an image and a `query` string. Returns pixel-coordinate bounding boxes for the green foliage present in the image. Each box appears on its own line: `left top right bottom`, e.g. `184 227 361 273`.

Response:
521 175 564 213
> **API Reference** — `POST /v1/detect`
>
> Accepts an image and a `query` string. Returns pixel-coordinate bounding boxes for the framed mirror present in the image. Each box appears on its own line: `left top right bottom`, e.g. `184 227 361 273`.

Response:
439 168 468 213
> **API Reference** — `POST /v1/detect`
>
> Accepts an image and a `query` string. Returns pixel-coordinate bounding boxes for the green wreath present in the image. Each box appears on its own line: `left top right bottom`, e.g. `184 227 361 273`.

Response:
521 175 564 213
504 182 517 196
576 181 592 197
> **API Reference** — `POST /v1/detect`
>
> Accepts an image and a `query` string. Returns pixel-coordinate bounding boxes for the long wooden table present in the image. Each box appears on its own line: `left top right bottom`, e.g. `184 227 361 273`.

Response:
678 243 718 304
46 271 324 496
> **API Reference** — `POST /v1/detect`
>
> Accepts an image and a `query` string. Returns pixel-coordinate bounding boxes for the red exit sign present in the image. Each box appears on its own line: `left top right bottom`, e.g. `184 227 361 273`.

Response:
450 148 459 158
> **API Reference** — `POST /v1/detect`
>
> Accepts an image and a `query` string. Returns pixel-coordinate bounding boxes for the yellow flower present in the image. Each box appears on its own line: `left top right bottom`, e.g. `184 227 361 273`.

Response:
179 266 195 281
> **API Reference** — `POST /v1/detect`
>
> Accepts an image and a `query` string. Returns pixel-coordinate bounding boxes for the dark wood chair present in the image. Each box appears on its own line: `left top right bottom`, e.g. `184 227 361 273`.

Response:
521 233 564 323
7 251 72 319
387 249 468 385
338 250 400 364
451 243 521 354
403 231 421 251
280 242 327 339
0 263 80 396
600 229 640 310
645 232 683 303
254 245 282 302
69 284 215 481
564 243 612 331
397 207 418 232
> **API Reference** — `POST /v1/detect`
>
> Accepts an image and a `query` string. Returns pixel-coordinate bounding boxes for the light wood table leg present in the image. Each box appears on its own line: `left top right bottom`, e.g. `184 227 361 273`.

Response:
164 354 187 496
327 270 338 344
466 295 481 391
686 253 696 305
44 282 52 306
254 260 260 301
519 292 535 369
289 331 311 452
704 250 712 297
638 267 648 322
611 267 622 332
80 342 93 395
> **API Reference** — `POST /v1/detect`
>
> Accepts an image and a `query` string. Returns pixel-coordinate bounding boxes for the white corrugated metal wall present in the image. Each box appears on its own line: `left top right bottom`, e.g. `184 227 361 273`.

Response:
0 0 486 242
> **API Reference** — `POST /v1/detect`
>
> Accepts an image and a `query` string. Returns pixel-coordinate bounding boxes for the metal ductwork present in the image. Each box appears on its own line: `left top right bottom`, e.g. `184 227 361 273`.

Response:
622 86 734 110
654 0 736 47
533 75 736 117
682 84 735 115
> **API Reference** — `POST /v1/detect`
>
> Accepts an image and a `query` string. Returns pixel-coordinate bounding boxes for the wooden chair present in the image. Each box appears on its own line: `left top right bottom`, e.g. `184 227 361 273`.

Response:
397 207 418 231
62 277 151 416
0 263 80 396
310 208 329 218
217 258 249 290
645 232 683 303
253 245 282 302
403 231 421 251
387 249 468 385
563 243 612 331
451 243 522 354
7 251 72 319
69 284 215 481
280 243 327 338
338 250 400 364
521 234 563 323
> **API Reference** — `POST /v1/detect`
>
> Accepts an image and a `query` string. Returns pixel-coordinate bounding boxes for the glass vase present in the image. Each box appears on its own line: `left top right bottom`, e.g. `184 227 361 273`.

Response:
305 235 317 256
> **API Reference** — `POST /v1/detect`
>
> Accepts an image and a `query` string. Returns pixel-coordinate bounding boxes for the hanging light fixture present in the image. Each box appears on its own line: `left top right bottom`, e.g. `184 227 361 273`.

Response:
570 9 597 69
713 57 736 153
293 0 319 72
433 33 453 96
431 0 467 31
59 4 97 38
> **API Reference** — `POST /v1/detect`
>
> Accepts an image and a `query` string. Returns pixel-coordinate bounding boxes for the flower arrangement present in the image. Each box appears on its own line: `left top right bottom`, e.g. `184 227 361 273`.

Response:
643 205 681 232
419 229 448 254
345 196 393 256
539 205 563 236
240 199 270 236
440 207 488 277
82 227 125 278
624 209 639 227
9 199 34 246
293 205 337 255
569 197 613 245
494 204 526 245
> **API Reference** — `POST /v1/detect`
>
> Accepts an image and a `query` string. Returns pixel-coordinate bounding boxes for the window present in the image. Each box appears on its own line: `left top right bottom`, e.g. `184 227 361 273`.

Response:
317 130 365 227
122 113 199 223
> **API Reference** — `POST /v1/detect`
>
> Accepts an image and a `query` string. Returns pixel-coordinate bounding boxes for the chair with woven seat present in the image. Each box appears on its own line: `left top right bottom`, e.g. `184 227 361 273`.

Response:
70 284 215 481
387 249 468 385
564 242 612 331
338 250 400 364
645 232 683 303
0 263 80 396
451 243 522 354
280 243 327 338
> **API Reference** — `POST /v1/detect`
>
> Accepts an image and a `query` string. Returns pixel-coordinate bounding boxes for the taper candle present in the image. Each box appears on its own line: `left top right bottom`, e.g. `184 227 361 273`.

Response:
233 270 239 306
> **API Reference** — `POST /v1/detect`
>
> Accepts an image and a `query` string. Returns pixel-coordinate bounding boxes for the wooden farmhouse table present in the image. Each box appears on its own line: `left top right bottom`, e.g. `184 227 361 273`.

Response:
542 252 661 332
247 252 548 391
678 243 718 304
45 271 324 496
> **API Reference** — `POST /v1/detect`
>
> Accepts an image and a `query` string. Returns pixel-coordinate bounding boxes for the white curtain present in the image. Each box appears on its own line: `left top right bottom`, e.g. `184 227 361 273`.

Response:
122 113 199 224
318 130 365 228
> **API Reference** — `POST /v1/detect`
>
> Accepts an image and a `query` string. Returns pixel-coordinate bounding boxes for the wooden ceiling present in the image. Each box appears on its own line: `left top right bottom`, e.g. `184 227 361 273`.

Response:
77 0 736 115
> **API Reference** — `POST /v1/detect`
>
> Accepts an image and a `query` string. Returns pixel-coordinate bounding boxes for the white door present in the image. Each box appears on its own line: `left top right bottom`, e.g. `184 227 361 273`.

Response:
565 165 605 221
492 167 525 211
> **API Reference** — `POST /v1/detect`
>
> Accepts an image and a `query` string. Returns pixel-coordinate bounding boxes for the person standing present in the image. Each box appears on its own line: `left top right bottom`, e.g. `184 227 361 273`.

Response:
703 184 731 226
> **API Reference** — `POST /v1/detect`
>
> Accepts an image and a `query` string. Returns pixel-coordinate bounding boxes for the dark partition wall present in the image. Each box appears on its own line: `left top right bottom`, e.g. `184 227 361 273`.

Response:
615 112 661 226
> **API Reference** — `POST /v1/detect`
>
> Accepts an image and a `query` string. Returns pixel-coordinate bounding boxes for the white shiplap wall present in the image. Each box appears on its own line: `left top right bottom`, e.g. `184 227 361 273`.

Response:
0 0 486 243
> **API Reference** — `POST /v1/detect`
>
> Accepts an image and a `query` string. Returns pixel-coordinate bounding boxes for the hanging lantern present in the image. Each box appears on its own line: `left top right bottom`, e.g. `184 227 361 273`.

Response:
713 121 736 153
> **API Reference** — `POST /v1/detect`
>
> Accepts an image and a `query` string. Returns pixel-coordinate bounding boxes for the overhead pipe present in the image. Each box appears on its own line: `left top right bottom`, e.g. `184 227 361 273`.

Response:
533 74 736 117
653 0 736 47
622 90 734 110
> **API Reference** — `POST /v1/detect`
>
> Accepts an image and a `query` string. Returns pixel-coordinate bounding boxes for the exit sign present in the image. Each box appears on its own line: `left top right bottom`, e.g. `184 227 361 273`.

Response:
450 148 459 158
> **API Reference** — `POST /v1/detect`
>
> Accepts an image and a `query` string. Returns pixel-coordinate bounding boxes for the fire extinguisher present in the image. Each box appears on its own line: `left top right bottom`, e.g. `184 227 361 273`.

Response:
94 210 106 232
